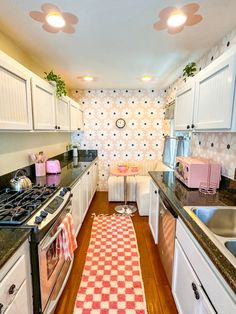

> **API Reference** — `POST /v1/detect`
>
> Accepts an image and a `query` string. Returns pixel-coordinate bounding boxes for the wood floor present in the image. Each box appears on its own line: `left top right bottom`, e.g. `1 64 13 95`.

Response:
55 192 177 314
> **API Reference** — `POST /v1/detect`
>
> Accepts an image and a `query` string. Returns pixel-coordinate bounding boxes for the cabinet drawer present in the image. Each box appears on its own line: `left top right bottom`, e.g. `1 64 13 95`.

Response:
4 281 30 314
0 255 26 308
176 219 236 314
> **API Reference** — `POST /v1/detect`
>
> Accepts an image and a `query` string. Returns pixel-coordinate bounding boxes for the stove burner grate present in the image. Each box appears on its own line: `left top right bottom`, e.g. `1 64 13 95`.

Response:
0 185 58 225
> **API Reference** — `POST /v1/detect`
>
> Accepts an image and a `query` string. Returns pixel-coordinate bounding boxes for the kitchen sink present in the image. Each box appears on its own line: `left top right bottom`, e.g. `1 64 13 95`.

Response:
225 241 236 257
191 207 236 237
184 206 236 267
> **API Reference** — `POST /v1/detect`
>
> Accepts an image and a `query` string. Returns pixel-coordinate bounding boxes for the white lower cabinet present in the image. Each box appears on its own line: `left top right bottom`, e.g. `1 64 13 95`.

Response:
173 240 216 314
71 160 98 233
71 178 83 236
173 219 236 314
4 281 30 314
0 240 33 314
149 180 159 244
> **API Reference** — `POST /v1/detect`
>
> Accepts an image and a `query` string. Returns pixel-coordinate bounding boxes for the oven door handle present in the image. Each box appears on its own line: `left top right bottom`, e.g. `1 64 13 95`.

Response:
42 226 63 251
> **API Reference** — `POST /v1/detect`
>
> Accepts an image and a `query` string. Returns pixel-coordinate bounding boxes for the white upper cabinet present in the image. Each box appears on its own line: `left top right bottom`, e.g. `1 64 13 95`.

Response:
174 80 195 131
194 51 236 130
70 100 84 132
31 76 56 130
56 96 70 131
174 47 236 132
0 53 32 130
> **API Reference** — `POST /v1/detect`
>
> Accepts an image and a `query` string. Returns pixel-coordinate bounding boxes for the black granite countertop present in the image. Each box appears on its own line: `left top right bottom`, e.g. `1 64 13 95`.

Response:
0 228 30 269
149 171 236 294
34 158 97 188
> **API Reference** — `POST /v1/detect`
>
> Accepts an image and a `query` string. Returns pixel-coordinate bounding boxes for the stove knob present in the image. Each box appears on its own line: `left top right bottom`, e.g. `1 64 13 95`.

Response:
40 211 48 218
35 216 43 224
60 190 65 197
63 187 71 193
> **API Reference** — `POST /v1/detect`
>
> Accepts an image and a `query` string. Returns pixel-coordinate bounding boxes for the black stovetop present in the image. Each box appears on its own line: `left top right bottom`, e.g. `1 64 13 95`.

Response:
0 185 58 225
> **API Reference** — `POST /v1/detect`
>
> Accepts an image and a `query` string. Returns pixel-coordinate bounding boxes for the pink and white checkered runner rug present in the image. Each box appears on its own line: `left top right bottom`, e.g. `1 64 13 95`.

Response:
74 215 147 314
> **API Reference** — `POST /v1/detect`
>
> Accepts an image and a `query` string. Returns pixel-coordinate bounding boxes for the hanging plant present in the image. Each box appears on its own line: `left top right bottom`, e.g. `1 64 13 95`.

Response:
44 70 67 98
183 62 197 82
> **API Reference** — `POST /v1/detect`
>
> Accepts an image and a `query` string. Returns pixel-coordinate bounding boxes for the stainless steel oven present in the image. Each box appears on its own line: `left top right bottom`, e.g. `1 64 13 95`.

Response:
158 192 177 286
37 198 74 314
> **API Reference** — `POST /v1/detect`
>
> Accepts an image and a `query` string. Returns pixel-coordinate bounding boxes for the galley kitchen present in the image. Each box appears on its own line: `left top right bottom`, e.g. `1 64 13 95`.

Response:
0 1 236 314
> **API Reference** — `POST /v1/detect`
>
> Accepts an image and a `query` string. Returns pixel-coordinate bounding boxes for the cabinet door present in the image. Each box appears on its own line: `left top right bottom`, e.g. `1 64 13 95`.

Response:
149 180 159 244
4 281 31 314
194 53 236 130
77 109 84 131
92 162 98 194
31 77 56 130
0 57 32 130
80 174 88 221
56 96 70 131
87 169 93 205
174 80 195 131
70 102 79 131
71 179 82 235
172 240 216 314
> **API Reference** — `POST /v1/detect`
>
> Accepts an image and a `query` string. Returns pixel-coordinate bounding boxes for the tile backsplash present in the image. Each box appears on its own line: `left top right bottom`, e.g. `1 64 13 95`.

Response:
71 89 169 190
165 27 236 180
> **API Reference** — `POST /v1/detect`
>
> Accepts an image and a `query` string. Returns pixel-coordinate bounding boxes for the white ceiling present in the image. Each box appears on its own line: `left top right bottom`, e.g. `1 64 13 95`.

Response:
0 0 236 89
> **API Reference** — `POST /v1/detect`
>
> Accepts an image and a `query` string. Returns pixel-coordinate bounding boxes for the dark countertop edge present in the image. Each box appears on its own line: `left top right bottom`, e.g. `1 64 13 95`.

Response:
0 229 31 269
67 157 98 189
149 171 236 294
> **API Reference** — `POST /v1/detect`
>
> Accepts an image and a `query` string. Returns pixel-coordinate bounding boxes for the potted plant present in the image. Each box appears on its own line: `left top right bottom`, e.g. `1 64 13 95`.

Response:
44 70 67 98
183 62 197 82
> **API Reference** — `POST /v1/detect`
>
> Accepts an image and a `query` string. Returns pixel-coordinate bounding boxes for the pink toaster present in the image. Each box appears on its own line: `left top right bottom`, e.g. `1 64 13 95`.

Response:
175 156 221 188
46 160 61 174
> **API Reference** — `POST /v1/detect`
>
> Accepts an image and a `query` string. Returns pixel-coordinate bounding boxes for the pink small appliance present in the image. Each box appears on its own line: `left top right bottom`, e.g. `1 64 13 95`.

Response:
46 160 61 174
175 156 221 189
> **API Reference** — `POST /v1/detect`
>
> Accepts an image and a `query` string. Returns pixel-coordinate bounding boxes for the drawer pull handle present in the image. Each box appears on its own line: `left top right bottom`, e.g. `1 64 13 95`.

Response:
194 291 200 300
0 303 3 314
8 284 16 295
191 282 197 291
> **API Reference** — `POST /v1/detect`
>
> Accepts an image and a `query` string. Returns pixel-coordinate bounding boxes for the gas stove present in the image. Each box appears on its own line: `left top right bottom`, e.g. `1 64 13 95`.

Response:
0 184 71 231
0 185 59 225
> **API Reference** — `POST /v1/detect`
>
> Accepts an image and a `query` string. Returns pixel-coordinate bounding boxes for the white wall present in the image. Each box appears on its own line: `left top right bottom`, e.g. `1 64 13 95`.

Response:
0 132 70 175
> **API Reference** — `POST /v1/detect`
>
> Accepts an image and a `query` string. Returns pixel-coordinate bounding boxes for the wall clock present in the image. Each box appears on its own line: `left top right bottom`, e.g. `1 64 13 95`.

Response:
116 118 126 129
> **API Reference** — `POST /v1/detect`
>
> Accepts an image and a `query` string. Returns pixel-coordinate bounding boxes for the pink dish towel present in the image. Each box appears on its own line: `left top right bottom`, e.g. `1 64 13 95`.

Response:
57 213 77 260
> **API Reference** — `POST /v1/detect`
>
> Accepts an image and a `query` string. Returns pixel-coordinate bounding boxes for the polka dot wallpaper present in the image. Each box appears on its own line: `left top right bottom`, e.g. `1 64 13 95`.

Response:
70 89 169 190
164 27 236 180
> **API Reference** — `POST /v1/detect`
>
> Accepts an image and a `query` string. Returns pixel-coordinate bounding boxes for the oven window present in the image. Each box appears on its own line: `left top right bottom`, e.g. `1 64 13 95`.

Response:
46 240 60 279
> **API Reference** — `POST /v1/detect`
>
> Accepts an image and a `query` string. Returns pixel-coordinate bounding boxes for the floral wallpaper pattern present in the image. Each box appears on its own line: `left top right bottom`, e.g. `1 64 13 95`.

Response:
165 27 236 180
71 89 169 190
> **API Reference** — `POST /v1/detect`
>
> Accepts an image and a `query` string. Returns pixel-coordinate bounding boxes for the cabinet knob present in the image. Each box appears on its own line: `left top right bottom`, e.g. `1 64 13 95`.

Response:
154 190 157 194
194 291 200 300
55 125 58 129
87 171 90 175
0 303 3 314
8 284 16 295
191 124 195 129
186 125 190 129
77 128 81 131
58 126 61 130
